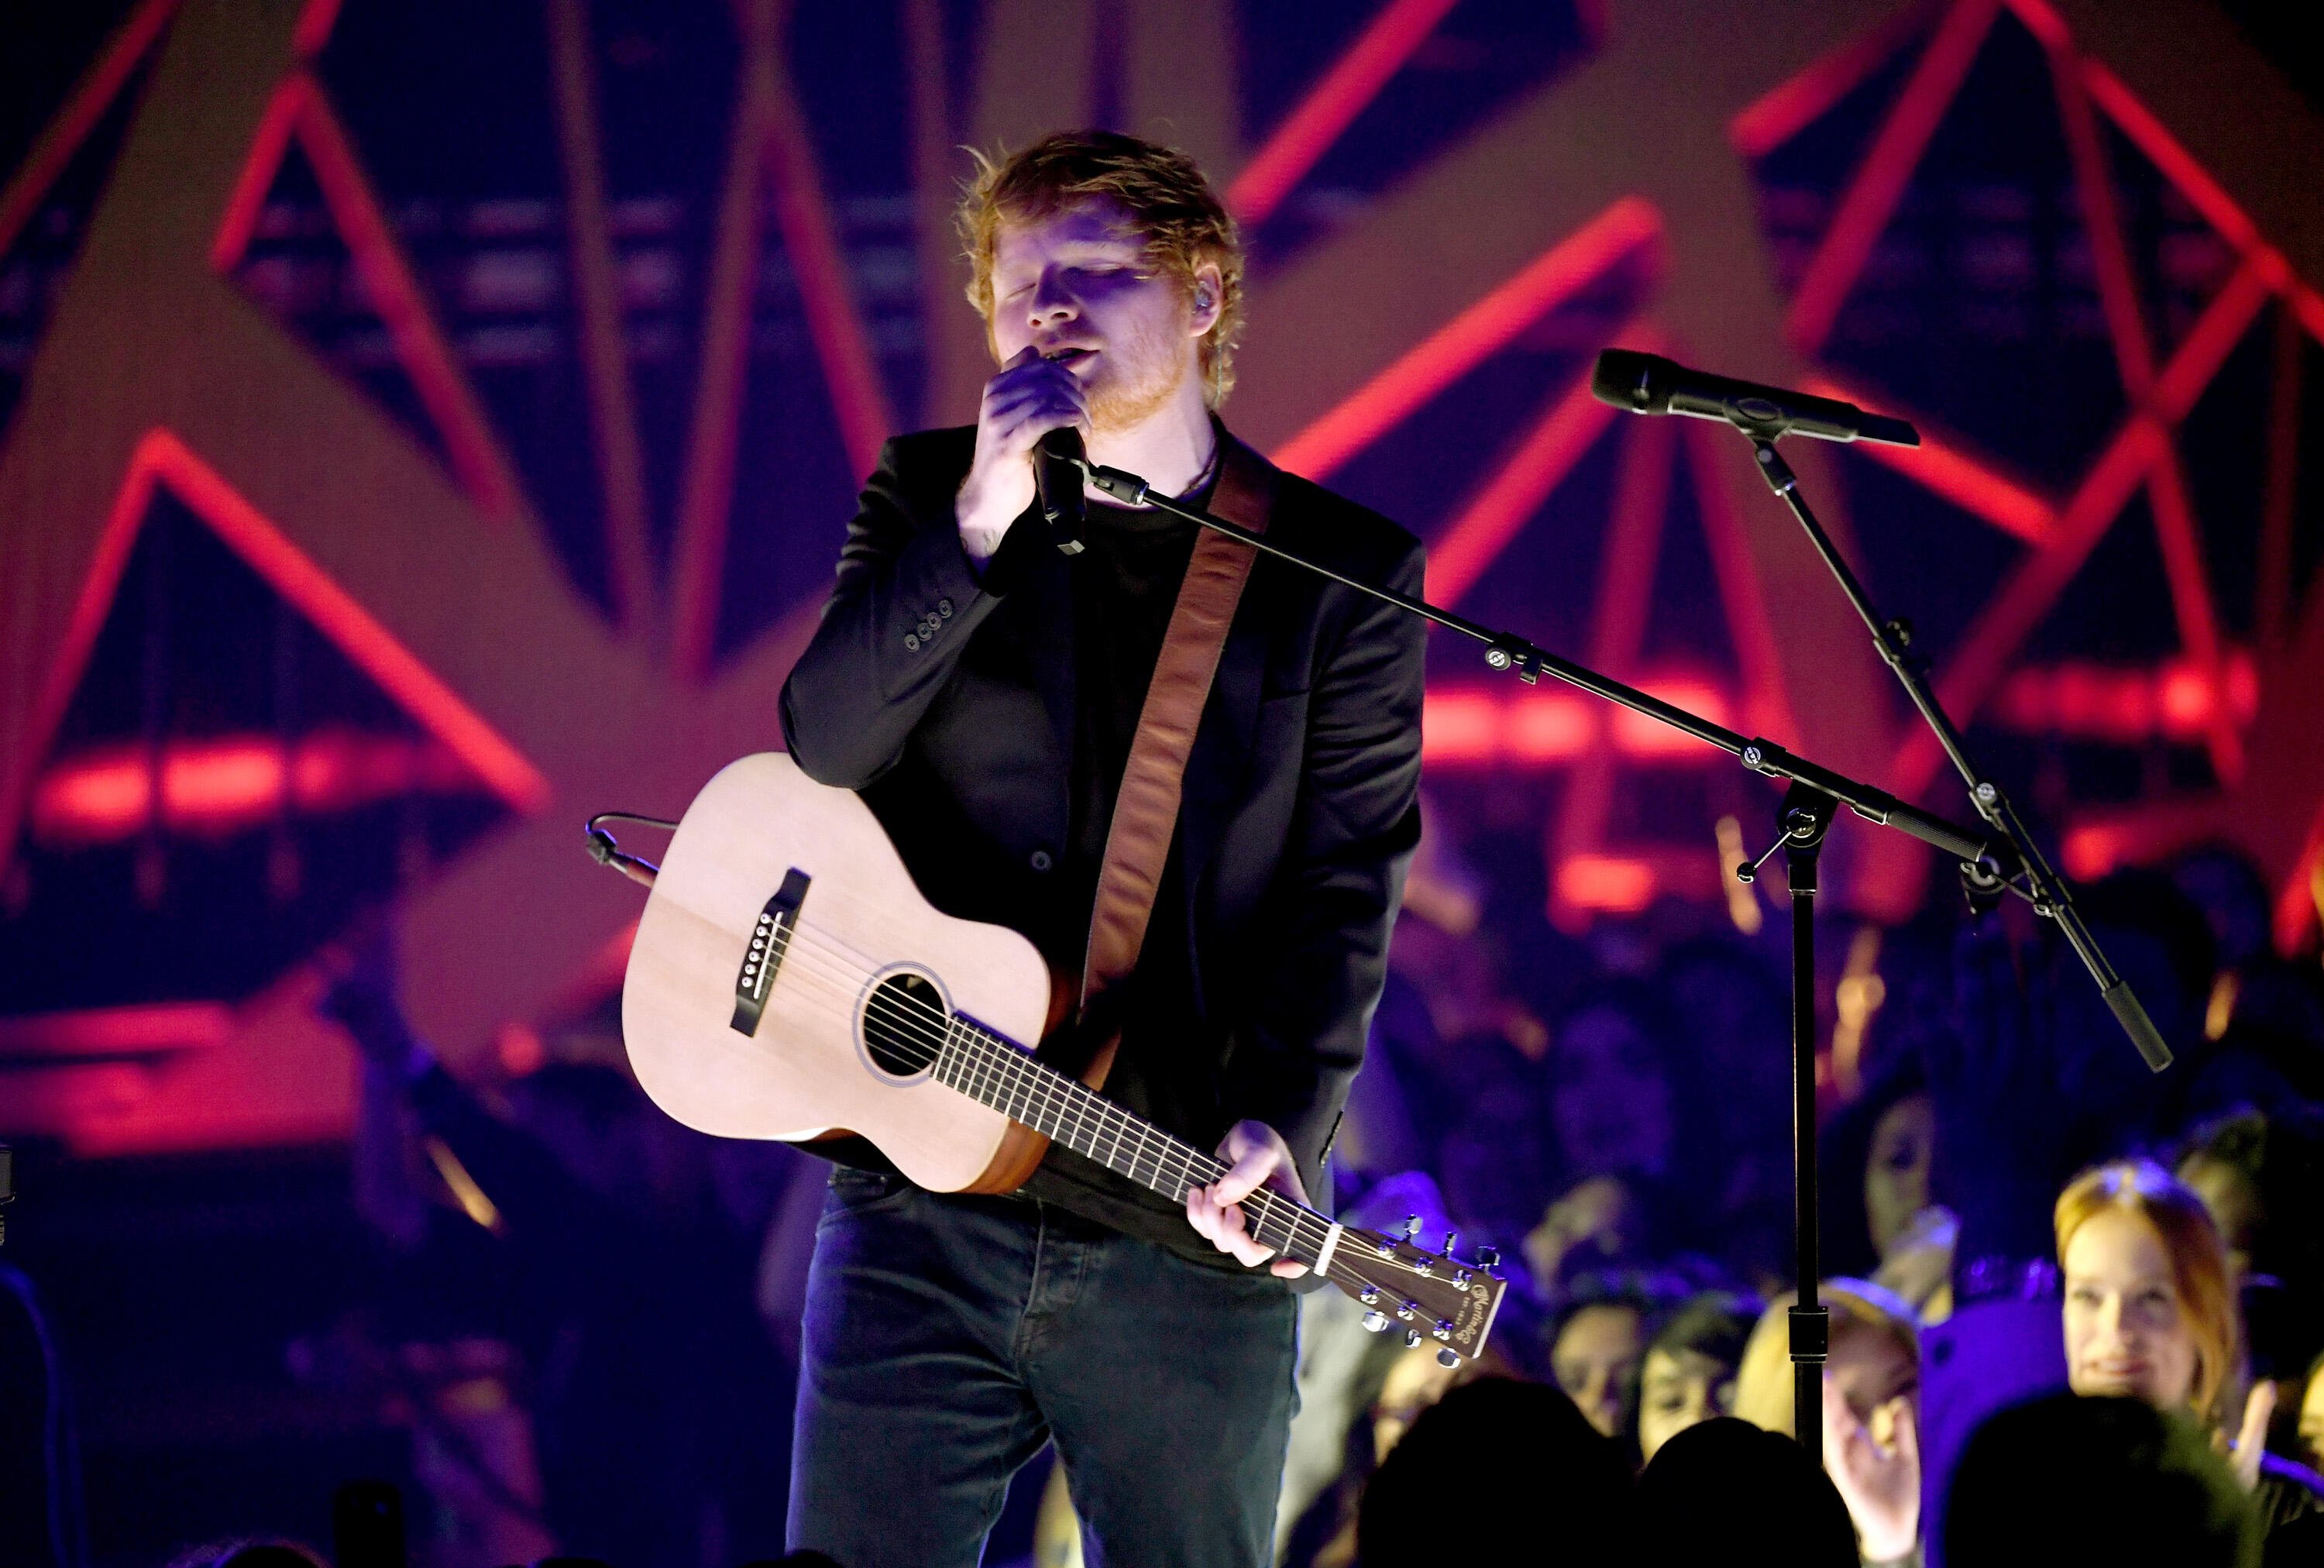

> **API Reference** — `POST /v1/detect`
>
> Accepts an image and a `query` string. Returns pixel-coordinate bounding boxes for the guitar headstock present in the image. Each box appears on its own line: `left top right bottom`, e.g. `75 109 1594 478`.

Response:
1321 1219 1509 1368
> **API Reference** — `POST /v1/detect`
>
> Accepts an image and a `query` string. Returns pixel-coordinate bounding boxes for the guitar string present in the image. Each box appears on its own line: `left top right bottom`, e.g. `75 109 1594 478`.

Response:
700 915 1442 1297
765 940 1477 1329
732 922 1344 1258
729 925 1439 1298
737 920 1445 1298
765 936 1341 1264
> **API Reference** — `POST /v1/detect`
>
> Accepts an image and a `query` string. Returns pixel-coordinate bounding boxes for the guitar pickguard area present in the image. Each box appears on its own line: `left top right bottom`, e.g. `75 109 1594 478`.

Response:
856 967 951 1083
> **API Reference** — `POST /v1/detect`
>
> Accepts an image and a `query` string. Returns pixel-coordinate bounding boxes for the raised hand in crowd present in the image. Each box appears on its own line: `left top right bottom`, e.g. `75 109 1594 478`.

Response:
1820 1374 1920 1563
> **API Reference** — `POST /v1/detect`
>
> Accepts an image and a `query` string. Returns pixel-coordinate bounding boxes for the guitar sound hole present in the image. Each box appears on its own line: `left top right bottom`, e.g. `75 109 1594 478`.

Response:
861 971 948 1080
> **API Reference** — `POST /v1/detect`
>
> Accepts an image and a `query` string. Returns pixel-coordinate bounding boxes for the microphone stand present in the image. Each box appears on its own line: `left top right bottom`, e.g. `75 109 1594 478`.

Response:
1072 450 2032 1456
1738 435 2172 1073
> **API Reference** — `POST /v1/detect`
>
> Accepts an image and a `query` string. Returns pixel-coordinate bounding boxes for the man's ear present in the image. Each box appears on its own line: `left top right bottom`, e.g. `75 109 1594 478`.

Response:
1188 262 1223 336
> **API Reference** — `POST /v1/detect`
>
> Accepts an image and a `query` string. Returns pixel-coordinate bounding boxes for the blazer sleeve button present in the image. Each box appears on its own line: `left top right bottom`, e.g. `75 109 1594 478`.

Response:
1030 849 1053 872
904 633 920 652
937 598 954 617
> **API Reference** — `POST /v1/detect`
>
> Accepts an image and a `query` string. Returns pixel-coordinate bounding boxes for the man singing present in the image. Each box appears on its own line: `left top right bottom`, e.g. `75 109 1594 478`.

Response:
778 130 1425 1567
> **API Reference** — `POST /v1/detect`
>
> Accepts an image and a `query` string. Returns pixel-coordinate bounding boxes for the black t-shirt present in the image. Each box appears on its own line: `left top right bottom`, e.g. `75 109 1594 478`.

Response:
1012 463 1256 1264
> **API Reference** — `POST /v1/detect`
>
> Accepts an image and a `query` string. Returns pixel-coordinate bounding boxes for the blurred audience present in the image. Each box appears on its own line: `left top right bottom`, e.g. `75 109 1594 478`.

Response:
1637 1291 1758 1462
320 937 800 1567
196 810 2319 1568
1548 1288 1651 1448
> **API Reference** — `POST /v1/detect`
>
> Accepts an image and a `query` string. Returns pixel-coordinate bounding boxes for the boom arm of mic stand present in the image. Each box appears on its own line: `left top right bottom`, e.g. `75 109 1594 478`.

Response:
1079 459 2015 889
1742 438 2172 1072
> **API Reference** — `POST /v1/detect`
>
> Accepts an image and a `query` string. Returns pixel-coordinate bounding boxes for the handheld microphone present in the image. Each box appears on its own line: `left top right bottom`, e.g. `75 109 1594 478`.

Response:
1590 349 1920 446
1035 427 1088 555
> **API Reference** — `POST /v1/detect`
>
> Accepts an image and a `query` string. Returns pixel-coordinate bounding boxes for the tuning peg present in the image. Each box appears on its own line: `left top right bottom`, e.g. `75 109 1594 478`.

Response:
1477 1245 1501 1270
1361 1309 1389 1333
1401 1214 1422 1240
1432 1319 1454 1341
1397 1300 1418 1321
1436 1347 1461 1368
1452 1268 1473 1293
1357 1284 1380 1305
1403 1328 1423 1349
1442 1230 1458 1257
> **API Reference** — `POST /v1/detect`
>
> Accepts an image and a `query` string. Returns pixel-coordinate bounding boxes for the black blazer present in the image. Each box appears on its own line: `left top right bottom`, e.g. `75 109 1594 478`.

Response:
779 424 1426 1213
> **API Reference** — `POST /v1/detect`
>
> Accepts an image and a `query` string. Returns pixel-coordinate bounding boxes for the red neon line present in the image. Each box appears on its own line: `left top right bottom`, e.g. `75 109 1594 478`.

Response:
1270 197 1661 480
210 73 308 272
291 0 343 58
0 0 180 260
1890 418 2164 796
292 81 527 521
671 6 775 683
765 62 895 483
2278 808 2324 956
2078 61 2258 254
0 1002 234 1057
2143 456 2243 779
2075 60 2260 786
1889 258 2278 796
1683 420 1799 744
1424 369 1621 607
2050 34 2156 394
1786 0 1999 356
540 918 641 1022
547 0 653 634
1589 413 1676 672
1729 0 1940 158
1996 0 2069 48
2291 284 2324 346
2258 301 2303 651
2075 57 2324 351
1804 375 2054 544
1225 0 1460 226
2154 256 2274 419
133 429 551 810
0 457 164 869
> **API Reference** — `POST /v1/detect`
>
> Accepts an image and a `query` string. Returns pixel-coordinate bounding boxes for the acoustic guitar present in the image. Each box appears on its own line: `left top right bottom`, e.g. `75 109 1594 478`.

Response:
617 751 1508 1366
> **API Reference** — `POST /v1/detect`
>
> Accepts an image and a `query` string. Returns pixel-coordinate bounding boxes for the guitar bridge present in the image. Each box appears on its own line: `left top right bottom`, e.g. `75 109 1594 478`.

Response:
730 868 811 1036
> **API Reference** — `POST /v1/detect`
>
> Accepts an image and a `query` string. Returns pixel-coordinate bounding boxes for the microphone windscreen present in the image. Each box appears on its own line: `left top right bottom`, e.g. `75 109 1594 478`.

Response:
1037 426 1085 466
1590 349 1672 414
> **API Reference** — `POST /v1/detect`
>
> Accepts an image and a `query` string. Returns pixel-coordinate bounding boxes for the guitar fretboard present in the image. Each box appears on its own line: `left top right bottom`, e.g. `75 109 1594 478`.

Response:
931 1014 1327 1260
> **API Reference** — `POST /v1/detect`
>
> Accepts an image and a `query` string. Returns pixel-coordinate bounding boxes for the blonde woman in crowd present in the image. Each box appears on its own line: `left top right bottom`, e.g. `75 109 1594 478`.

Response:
2055 1159 2324 1546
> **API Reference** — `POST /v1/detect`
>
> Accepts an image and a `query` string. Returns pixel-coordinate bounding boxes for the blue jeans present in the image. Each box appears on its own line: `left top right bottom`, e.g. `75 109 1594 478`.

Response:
788 1167 1300 1568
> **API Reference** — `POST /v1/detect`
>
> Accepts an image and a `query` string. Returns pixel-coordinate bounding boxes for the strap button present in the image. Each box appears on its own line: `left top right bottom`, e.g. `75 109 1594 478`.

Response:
937 598 954 617
1029 849 1053 872
904 633 920 652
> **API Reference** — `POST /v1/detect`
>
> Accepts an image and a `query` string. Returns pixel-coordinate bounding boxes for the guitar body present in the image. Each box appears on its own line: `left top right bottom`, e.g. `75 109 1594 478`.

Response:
620 751 1056 1193
620 751 1512 1361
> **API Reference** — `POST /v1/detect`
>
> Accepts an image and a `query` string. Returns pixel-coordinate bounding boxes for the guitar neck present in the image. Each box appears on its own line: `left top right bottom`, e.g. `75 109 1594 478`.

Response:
933 1013 1327 1260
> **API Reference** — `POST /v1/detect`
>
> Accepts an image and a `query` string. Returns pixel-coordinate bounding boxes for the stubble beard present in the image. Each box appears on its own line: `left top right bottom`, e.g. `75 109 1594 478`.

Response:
1085 312 1195 435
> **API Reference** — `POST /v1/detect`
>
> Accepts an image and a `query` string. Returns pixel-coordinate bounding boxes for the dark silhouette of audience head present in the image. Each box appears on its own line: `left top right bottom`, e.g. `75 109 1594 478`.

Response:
1356 1377 1631 1562
1945 1392 2258 1567
1633 1416 1857 1566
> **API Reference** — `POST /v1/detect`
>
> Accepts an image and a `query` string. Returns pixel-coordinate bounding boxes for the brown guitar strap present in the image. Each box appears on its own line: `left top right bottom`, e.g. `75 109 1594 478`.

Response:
1074 433 1275 1088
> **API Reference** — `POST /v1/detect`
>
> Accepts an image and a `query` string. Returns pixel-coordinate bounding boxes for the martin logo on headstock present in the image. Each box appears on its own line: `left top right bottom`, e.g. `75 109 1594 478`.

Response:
1328 1222 1507 1365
